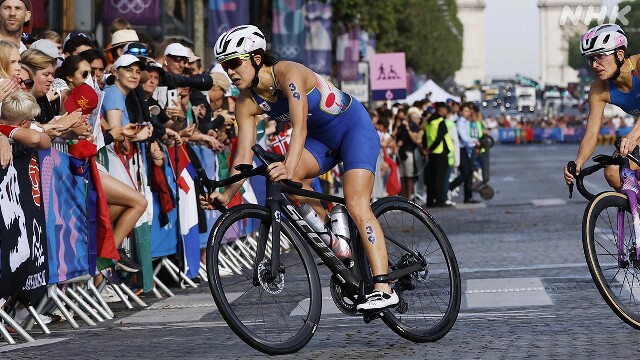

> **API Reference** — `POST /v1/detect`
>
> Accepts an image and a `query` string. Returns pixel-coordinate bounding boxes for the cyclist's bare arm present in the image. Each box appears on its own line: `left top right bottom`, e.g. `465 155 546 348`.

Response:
576 82 608 168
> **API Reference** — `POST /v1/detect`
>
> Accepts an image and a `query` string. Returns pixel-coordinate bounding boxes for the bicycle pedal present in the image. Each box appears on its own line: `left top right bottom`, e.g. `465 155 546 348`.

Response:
361 310 384 324
316 261 324 266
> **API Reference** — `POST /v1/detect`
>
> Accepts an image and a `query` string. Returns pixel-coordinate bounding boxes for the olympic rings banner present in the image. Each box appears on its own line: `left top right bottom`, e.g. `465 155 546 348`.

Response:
102 0 161 26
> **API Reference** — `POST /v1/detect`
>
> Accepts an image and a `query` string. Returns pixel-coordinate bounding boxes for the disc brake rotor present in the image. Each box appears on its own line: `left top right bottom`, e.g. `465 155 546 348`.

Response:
257 259 284 295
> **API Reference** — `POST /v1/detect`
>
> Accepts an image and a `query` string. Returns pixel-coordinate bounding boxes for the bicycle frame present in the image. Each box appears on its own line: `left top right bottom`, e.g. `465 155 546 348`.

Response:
263 180 361 294
618 165 640 263
571 154 640 266
199 161 426 299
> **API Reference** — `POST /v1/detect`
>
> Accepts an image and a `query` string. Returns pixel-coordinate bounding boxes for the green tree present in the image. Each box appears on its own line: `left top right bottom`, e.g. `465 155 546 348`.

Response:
332 0 463 82
568 32 584 71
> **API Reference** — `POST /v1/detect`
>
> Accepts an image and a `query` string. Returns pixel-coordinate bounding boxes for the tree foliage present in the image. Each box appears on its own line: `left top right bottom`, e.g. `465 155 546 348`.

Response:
332 0 463 82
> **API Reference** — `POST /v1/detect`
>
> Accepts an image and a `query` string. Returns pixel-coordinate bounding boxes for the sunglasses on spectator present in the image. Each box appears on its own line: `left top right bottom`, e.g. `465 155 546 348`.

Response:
126 47 149 57
220 54 251 72
585 50 615 66
80 70 89 79
168 55 189 64
19 78 34 88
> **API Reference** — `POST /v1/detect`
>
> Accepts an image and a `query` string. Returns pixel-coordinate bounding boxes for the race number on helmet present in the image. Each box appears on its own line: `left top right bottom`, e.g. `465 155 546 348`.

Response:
214 25 267 63
580 24 627 57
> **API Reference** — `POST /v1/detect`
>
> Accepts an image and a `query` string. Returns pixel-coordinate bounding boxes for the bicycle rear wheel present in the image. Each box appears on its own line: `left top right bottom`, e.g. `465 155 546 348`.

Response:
207 204 322 355
583 191 640 329
357 197 461 342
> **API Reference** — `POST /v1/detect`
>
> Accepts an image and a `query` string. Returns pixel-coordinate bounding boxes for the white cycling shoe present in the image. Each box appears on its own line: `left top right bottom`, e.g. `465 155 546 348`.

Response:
356 290 399 312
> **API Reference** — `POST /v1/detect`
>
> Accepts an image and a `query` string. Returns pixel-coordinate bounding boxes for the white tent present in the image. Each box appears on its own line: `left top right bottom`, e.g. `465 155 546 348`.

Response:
400 79 460 104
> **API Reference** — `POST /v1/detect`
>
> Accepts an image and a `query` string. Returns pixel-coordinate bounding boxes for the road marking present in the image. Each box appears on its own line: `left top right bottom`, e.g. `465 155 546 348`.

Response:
464 278 552 309
459 262 586 273
293 278 555 316
118 293 230 324
532 198 566 206
456 203 487 209
0 337 69 352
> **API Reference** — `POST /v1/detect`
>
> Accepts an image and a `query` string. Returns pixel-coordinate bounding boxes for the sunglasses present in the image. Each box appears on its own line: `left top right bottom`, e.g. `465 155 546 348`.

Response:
220 54 251 72
80 70 89 79
585 50 615 66
126 47 149 57
168 55 189 64
19 78 33 88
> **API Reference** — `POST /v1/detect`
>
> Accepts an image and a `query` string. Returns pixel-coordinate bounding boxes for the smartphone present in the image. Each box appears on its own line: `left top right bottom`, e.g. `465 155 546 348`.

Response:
136 122 151 127
167 89 178 107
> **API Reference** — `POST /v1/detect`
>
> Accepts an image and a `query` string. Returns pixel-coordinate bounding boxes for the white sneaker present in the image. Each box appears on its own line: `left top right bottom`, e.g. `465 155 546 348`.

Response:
13 308 53 324
356 290 399 312
101 285 127 303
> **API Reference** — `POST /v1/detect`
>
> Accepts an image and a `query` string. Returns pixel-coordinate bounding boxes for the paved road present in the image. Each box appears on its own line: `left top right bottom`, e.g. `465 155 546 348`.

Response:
3 143 638 359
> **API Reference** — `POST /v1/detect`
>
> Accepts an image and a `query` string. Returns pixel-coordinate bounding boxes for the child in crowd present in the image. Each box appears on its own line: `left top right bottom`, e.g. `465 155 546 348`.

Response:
0 91 61 149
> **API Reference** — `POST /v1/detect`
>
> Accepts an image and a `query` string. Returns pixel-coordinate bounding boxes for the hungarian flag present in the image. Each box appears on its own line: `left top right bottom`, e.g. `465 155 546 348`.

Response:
167 144 201 279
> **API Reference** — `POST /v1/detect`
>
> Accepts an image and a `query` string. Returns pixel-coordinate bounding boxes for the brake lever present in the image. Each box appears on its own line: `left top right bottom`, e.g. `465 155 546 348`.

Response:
567 161 576 199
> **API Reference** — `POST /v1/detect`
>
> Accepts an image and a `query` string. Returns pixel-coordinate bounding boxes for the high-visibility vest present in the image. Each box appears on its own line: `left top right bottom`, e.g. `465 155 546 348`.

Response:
426 117 454 161
444 119 457 166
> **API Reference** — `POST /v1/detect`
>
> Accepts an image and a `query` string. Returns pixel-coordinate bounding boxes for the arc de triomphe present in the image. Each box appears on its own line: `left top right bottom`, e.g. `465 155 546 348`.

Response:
455 0 599 87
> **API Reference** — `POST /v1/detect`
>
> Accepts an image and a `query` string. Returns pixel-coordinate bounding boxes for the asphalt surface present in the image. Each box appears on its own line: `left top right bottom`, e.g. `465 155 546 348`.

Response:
3 143 639 359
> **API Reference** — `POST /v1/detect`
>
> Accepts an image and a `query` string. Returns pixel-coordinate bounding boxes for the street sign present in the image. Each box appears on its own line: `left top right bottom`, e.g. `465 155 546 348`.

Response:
370 52 407 101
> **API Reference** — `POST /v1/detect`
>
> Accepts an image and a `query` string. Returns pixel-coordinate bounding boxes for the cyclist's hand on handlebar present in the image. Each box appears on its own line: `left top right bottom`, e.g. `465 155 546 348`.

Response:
619 137 638 158
564 160 582 185
199 191 229 210
267 161 294 183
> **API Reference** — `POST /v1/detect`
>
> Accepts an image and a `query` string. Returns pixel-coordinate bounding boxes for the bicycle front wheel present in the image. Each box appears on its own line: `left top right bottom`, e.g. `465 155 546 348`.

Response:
206 204 322 355
584 191 640 328
358 197 461 342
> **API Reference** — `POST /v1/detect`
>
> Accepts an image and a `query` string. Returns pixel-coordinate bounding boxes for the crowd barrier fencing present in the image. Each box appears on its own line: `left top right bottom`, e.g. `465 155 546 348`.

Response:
0 136 300 345
490 126 630 145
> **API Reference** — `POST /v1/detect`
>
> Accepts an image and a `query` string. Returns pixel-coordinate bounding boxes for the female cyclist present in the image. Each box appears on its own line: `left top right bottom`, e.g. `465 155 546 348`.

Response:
564 24 640 188
203 25 397 311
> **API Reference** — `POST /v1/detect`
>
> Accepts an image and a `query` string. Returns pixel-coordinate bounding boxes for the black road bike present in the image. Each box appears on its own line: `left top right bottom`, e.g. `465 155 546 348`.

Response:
197 145 461 355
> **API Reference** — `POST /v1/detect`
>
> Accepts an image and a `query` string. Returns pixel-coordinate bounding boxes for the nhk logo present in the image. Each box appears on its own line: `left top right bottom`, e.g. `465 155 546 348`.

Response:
559 5 631 26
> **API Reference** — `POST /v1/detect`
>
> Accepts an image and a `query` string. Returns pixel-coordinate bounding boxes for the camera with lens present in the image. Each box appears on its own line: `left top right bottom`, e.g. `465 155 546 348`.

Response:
161 73 214 91
226 125 236 140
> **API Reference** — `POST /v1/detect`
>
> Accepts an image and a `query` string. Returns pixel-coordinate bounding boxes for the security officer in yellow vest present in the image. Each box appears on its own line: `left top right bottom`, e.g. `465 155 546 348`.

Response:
424 102 454 208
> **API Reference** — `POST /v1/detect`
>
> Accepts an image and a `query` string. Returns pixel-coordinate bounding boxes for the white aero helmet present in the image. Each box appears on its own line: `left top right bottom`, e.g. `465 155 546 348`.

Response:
580 24 627 57
214 25 267 63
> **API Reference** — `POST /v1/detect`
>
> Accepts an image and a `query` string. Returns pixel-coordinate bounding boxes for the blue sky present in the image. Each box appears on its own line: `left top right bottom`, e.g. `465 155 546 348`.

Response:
484 0 620 81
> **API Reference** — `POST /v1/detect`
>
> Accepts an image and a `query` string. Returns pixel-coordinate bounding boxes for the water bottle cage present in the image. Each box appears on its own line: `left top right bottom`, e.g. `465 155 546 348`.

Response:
373 274 391 284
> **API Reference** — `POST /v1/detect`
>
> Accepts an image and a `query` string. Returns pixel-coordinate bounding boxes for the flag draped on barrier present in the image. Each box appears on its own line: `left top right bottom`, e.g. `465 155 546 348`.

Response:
0 150 47 305
206 0 250 48
305 0 333 75
39 148 90 284
272 0 305 62
150 151 178 258
191 145 220 249
168 145 200 279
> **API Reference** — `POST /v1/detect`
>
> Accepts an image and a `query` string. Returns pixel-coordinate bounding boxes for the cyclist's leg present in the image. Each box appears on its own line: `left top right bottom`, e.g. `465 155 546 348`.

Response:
290 138 335 219
342 169 390 293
